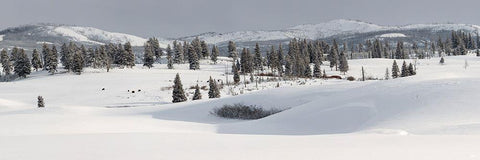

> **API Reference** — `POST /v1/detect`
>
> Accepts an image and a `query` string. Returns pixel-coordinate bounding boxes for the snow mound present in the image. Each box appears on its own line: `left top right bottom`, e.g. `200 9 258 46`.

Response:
379 33 407 38
48 26 148 46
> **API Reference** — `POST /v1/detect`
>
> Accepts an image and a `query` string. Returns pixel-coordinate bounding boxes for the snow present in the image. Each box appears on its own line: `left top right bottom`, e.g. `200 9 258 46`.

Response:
180 19 480 45
379 33 407 38
0 35 4 41
47 25 159 47
2 55 480 159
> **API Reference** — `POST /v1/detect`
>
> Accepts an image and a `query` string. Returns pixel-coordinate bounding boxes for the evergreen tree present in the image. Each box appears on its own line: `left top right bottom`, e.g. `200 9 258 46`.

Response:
240 48 253 73
86 47 94 67
60 43 72 70
147 38 161 61
277 44 284 76
188 44 200 70
72 51 84 75
0 49 12 75
46 46 58 74
400 61 409 77
395 41 405 59
31 49 42 71
200 41 209 58
304 63 312 78
339 51 349 74
228 41 237 59
13 49 31 78
329 40 339 70
172 73 187 103
124 42 135 68
208 76 220 98
173 40 184 64
392 60 399 79
192 84 202 100
37 96 45 108
313 61 321 78
41 43 50 69
211 45 219 64
143 43 155 68
166 44 174 69
408 63 416 75
233 61 240 84
253 43 263 71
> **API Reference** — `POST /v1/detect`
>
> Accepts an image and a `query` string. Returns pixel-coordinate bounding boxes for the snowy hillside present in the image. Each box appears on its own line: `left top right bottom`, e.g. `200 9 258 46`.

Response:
2 55 480 159
179 19 480 45
0 24 168 49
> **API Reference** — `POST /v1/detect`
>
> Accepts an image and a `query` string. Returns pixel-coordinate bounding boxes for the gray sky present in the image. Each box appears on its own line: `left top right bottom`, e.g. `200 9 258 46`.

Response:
2 0 479 38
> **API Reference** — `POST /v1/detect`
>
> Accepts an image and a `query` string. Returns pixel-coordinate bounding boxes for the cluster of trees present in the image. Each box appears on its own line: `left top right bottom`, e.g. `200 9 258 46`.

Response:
346 30 479 60
0 41 136 80
391 60 416 79
145 37 219 70
171 73 221 103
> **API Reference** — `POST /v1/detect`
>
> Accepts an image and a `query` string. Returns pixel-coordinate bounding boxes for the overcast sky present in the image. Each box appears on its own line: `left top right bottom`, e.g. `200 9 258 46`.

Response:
2 0 479 38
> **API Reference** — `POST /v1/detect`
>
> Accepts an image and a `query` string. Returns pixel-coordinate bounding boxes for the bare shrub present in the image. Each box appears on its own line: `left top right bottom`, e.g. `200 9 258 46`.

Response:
212 103 285 120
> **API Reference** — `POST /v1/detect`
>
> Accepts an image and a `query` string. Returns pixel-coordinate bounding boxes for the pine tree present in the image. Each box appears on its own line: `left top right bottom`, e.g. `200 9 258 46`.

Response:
41 43 50 69
166 44 174 69
173 40 184 64
253 43 263 71
329 40 339 70
240 48 252 73
392 60 399 79
233 61 240 84
395 41 405 59
313 61 321 78
188 44 200 70
172 73 187 103
200 41 209 58
277 44 284 76
86 47 94 67
124 42 135 68
408 63 416 75
208 76 220 98
0 49 12 75
192 84 202 100
228 41 237 59
46 46 58 74
143 43 155 68
385 67 390 80
72 51 84 75
13 49 31 78
400 61 409 77
37 96 45 108
60 43 72 70
211 45 219 64
31 49 42 71
304 63 312 78
339 51 349 74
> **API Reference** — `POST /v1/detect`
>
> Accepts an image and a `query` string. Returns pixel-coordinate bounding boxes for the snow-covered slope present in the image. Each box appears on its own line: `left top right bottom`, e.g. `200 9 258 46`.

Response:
2 55 480 159
48 26 148 46
0 23 167 48
179 19 480 45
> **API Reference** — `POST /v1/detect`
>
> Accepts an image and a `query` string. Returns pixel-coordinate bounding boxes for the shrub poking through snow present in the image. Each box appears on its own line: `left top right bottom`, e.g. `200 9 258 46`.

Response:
212 103 284 120
37 96 45 108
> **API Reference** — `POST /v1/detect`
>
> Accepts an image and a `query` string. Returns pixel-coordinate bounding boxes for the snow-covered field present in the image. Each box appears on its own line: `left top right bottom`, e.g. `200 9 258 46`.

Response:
2 55 480 159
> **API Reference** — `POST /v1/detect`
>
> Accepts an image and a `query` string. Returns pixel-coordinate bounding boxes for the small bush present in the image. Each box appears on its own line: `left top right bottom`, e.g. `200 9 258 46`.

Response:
212 103 284 120
346 76 355 81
